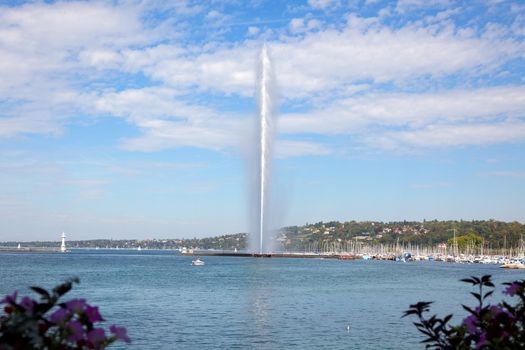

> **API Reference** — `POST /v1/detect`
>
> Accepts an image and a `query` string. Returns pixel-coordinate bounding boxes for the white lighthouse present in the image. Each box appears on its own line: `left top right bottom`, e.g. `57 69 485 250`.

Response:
60 232 66 253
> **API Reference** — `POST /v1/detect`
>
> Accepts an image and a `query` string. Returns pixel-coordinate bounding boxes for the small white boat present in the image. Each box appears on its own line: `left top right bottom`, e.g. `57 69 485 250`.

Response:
500 262 525 269
191 258 205 266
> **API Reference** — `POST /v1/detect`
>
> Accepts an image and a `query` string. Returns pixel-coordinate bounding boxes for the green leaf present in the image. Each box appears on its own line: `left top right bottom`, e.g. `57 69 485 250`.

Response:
443 314 453 324
470 292 481 301
52 277 80 298
462 305 475 314
461 276 481 285
460 278 476 284
30 286 50 300
481 275 492 283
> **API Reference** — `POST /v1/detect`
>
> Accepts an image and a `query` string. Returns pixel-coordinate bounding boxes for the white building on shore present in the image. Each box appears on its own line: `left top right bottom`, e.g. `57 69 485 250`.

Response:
61 232 66 253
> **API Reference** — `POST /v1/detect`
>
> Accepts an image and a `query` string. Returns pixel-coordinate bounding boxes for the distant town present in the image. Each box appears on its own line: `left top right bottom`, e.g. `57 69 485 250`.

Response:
2 220 524 253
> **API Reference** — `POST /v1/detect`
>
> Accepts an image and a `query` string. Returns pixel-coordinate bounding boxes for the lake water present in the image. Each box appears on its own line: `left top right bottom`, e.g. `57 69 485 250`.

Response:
1 250 523 349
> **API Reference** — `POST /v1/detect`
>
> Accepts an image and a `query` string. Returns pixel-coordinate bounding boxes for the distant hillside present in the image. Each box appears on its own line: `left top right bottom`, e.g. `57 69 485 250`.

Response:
2 220 524 251
279 220 525 251
1 233 248 251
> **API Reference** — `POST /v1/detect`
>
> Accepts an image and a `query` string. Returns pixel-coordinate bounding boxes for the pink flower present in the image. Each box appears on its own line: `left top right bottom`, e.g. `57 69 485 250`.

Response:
50 307 70 325
504 282 520 297
110 325 131 343
67 320 85 342
476 332 487 349
0 291 17 304
87 328 106 349
85 305 103 323
489 305 513 319
462 315 478 334
19 296 35 314
66 299 87 313
490 305 501 314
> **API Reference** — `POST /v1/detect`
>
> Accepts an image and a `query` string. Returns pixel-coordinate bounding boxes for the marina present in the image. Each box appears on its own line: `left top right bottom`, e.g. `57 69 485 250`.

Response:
181 249 525 267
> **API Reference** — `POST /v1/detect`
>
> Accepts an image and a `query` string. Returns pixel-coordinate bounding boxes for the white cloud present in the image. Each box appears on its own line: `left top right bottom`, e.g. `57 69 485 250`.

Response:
289 18 322 34
0 117 60 138
117 15 522 101
308 0 339 10
120 120 239 152
271 19 522 98
122 43 256 96
0 2 146 92
512 13 525 37
206 10 222 20
95 87 247 152
0 86 93 137
372 121 525 150
0 2 524 157
395 0 451 13
95 87 190 122
280 86 525 134
0 1 161 136
204 10 232 26
78 50 123 69
289 18 306 33
279 86 525 150
307 19 322 30
247 26 260 36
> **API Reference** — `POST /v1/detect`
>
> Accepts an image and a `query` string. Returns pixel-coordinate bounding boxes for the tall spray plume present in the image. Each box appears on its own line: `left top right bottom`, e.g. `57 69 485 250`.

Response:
250 44 276 254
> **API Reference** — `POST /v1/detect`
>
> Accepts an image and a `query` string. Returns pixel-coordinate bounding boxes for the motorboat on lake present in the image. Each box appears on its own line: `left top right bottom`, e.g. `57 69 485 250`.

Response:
191 258 205 266
500 262 525 269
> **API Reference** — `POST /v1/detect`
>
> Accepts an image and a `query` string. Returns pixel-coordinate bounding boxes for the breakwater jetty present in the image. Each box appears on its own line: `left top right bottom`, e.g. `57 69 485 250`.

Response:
0 247 62 253
181 251 359 260
0 233 69 253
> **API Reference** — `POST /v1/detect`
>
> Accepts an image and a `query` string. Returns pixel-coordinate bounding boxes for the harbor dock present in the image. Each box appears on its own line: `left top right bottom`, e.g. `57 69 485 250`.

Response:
181 250 525 267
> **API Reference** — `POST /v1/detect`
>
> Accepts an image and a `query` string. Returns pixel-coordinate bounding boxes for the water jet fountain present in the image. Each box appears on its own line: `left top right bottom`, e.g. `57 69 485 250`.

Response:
181 46 354 259
256 44 274 254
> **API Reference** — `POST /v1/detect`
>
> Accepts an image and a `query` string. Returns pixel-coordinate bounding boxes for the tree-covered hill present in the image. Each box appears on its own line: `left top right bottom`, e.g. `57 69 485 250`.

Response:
279 220 525 251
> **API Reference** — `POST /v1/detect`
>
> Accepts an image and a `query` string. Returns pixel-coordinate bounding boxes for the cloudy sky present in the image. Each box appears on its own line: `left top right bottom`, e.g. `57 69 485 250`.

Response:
1 0 524 241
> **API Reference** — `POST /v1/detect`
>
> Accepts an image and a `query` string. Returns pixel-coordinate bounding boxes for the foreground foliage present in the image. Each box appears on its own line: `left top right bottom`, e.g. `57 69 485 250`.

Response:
404 275 525 349
0 278 130 349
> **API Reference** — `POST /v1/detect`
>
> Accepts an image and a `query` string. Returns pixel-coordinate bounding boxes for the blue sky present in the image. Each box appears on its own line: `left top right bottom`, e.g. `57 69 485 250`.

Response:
0 0 524 241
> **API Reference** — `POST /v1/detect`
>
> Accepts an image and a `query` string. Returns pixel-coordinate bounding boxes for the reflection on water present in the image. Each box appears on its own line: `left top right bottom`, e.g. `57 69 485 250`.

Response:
252 285 270 339
248 261 274 347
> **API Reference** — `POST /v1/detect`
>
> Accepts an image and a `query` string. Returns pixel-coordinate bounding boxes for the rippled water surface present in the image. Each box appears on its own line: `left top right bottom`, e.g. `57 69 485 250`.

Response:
1 250 522 349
